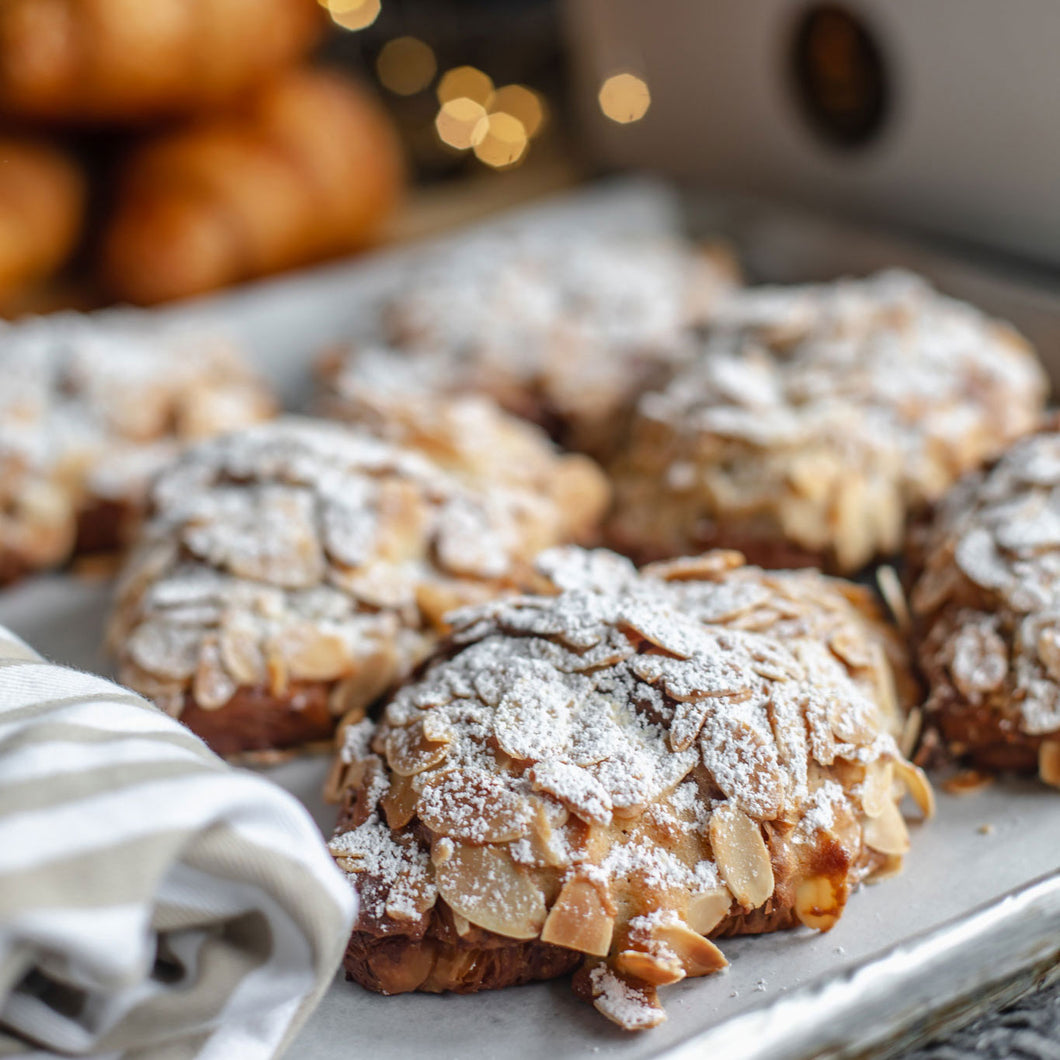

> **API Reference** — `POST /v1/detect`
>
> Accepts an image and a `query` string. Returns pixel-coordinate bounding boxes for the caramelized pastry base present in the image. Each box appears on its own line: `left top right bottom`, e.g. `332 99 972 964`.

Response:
75 497 138 555
178 682 336 757
931 698 1045 775
345 920 581 996
608 522 832 574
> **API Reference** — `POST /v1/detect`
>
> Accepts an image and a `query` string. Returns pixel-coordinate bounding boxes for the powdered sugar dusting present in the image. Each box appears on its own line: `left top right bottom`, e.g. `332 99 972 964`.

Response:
914 426 1060 738
109 416 603 727
612 269 1046 570
332 546 919 1029
0 310 273 575
321 231 737 457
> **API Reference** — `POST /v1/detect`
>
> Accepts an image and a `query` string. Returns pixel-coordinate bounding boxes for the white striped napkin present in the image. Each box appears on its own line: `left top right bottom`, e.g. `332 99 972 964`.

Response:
0 626 355 1060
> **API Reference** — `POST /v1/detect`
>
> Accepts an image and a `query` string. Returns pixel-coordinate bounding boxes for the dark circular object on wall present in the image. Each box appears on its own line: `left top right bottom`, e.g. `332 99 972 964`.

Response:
789 3 890 149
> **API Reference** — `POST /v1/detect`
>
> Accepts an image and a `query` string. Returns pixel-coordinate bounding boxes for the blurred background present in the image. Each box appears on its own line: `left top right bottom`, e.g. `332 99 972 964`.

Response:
0 0 584 316
2 0 1056 316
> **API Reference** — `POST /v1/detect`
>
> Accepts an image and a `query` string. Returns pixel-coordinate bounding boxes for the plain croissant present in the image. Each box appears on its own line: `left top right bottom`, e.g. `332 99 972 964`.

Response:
99 68 405 304
0 138 84 305
0 0 323 124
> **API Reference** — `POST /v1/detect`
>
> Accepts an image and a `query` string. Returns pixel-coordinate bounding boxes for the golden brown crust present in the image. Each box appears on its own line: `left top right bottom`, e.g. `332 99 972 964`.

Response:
338 799 890 1000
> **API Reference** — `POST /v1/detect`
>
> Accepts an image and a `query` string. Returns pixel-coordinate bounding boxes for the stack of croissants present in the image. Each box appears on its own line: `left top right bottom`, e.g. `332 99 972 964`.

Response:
0 0 404 311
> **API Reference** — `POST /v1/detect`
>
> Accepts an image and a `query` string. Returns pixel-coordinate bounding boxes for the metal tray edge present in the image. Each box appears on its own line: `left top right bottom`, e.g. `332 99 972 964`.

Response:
663 871 1060 1060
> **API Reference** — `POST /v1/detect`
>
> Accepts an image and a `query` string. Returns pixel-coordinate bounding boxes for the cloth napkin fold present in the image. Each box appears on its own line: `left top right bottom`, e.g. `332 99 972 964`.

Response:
0 625 355 1060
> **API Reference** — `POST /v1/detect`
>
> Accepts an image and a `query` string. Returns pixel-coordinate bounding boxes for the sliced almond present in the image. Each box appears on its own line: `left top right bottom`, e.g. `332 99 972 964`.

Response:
588 967 666 1031
1039 740 1060 788
375 479 431 563
651 920 728 977
266 654 289 698
862 799 910 855
876 564 910 634
382 774 419 829
670 698 712 753
615 950 684 986
219 622 266 685
1037 630 1060 684
829 627 873 670
417 768 533 844
894 757 936 818
618 600 698 659
541 876 615 957
643 551 745 582
528 760 613 826
701 715 786 820
385 720 451 776
323 752 356 805
385 880 436 923
421 710 454 744
871 644 902 738
433 842 547 940
865 853 905 883
708 803 774 909
192 636 237 710
833 475 874 573
827 694 875 745
268 623 352 682
898 707 922 761
222 489 325 588
859 760 895 818
794 875 846 931
127 620 201 682
329 644 399 718
520 801 572 869
948 619 1008 699
686 887 732 935
416 579 483 632
494 676 573 761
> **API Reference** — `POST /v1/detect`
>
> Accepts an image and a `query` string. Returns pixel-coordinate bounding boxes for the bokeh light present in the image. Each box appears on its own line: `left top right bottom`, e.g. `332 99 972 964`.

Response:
472 112 528 168
432 67 548 170
437 66 494 107
319 0 380 31
491 84 547 139
598 72 651 123
435 97 489 151
377 37 436 96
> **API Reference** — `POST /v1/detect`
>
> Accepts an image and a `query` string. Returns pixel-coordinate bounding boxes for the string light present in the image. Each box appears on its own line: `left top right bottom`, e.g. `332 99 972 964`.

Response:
598 72 651 123
473 112 528 168
318 0 380 31
435 97 488 151
437 66 494 107
491 84 547 139
377 37 436 96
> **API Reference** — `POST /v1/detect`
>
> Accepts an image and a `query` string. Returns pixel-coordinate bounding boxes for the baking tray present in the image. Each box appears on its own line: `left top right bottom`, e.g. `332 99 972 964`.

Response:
1 178 1058 1059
